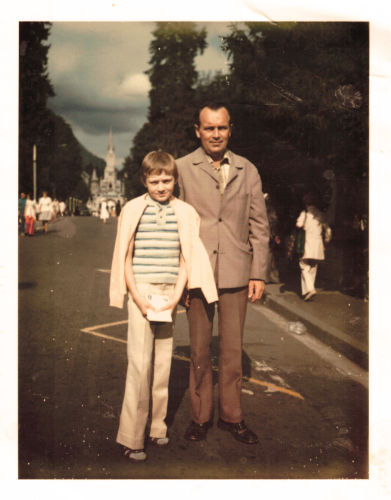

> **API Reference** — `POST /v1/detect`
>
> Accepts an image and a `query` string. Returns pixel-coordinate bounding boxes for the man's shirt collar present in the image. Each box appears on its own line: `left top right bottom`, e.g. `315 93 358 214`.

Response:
204 150 231 168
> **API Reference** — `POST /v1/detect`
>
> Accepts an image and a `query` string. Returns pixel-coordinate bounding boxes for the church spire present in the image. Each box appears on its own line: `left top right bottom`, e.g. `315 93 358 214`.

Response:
108 127 114 153
91 168 98 181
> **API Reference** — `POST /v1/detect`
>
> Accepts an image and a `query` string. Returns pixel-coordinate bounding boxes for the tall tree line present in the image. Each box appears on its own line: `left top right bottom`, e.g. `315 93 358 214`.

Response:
219 23 368 176
123 22 207 199
206 22 369 225
124 21 368 224
19 22 87 201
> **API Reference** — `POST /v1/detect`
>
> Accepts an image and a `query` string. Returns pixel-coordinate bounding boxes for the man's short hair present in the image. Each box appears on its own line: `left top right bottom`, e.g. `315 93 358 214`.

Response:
194 101 232 126
141 151 178 184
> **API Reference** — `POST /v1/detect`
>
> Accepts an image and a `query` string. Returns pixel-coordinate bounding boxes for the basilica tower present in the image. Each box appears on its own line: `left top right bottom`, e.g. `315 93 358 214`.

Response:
86 127 124 215
103 127 117 188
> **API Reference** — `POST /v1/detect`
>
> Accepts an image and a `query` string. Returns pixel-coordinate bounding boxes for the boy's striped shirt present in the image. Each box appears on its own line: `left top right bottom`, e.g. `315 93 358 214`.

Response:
133 197 180 284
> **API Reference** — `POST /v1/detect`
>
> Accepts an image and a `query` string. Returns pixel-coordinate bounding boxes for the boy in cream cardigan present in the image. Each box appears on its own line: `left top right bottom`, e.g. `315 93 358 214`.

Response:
110 151 217 462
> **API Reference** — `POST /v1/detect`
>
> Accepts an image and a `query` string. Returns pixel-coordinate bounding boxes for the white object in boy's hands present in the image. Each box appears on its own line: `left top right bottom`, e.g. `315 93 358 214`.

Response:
146 293 172 322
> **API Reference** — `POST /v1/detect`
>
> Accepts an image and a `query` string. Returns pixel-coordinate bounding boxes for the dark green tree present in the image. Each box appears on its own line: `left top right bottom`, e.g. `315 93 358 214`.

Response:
19 22 85 201
195 72 231 105
191 21 368 244
70 179 91 204
123 22 207 199
19 22 55 194
219 22 368 180
38 111 84 201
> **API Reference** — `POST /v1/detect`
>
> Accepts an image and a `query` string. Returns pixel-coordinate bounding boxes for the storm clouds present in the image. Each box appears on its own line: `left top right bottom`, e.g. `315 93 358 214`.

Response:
47 22 231 166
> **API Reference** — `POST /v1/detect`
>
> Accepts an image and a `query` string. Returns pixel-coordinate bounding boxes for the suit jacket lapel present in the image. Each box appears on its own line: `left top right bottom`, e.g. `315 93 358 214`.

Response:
226 165 240 186
193 147 219 184
226 151 243 187
199 163 219 183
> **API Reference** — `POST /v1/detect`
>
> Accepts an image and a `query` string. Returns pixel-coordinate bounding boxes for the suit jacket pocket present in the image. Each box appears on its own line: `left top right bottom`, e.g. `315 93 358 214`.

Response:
234 193 249 213
236 238 252 254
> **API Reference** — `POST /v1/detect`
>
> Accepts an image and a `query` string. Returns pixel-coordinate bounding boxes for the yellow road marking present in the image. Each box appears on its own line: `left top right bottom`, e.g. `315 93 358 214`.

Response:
80 328 127 344
82 311 186 332
241 377 304 399
172 354 303 399
81 325 304 400
85 320 128 330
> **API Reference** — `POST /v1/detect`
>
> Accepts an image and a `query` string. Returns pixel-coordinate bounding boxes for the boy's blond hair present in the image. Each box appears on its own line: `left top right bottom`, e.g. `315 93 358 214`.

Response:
141 151 178 184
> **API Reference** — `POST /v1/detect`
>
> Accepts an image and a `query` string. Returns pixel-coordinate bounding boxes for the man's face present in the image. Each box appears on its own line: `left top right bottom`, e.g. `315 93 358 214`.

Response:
144 172 176 203
195 107 232 159
21 193 26 199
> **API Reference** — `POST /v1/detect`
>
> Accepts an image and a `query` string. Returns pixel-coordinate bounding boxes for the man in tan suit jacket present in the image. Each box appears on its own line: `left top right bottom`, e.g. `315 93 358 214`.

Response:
177 102 269 444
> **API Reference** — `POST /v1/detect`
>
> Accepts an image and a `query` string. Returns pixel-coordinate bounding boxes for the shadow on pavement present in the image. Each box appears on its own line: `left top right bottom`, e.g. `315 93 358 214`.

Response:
167 339 252 429
18 281 38 290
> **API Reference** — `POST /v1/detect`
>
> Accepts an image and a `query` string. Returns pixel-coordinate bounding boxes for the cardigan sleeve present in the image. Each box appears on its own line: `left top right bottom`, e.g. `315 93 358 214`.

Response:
109 209 126 308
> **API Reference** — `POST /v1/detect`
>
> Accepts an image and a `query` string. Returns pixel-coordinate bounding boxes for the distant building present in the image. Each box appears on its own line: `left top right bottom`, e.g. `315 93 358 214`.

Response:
87 128 125 214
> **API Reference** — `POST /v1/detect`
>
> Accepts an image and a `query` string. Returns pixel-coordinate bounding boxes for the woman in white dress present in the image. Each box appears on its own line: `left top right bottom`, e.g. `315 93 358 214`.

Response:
24 194 37 236
59 201 66 216
296 191 332 301
38 191 53 234
100 198 109 224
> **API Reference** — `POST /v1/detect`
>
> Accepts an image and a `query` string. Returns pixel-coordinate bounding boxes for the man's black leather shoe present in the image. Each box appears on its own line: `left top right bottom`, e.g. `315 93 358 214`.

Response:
217 418 259 444
184 420 213 441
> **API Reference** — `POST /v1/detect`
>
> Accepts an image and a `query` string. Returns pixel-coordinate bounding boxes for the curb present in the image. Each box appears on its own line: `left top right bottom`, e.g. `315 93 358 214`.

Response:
264 293 368 371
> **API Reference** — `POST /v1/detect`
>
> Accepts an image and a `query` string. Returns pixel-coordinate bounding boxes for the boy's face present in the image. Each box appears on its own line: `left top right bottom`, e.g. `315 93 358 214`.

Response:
144 172 176 202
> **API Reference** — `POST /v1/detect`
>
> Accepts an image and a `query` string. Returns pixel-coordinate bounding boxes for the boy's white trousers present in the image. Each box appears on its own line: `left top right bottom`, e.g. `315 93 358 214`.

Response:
116 283 177 450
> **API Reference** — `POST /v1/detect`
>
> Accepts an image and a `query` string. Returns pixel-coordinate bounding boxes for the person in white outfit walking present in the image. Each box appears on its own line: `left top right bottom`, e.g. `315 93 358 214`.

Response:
296 191 331 301
100 198 109 224
59 201 66 216
38 191 53 234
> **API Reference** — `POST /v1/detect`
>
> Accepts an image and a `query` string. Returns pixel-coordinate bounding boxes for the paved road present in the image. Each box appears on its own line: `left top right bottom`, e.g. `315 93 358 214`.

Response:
18 216 368 479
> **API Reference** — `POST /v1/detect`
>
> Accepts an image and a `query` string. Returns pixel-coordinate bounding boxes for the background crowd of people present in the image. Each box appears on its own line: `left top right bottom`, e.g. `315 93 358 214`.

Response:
19 192 126 235
18 182 367 302
18 191 65 237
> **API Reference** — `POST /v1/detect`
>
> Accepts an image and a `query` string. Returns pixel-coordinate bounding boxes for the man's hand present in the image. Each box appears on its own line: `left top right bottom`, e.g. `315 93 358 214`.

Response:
248 280 265 303
179 289 190 308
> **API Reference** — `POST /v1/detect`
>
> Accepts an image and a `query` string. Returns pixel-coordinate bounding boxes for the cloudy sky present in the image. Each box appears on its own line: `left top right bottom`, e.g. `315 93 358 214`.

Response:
47 22 236 168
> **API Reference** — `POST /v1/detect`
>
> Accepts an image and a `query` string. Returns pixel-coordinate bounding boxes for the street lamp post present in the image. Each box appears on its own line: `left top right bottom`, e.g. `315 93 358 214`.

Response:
33 144 37 201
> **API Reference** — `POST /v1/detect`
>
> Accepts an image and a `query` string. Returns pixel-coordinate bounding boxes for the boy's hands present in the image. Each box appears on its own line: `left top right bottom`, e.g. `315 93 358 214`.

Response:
157 297 179 316
133 294 157 318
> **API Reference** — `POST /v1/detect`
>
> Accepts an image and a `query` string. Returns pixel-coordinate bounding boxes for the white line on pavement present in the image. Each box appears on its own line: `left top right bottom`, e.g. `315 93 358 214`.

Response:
254 304 369 389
